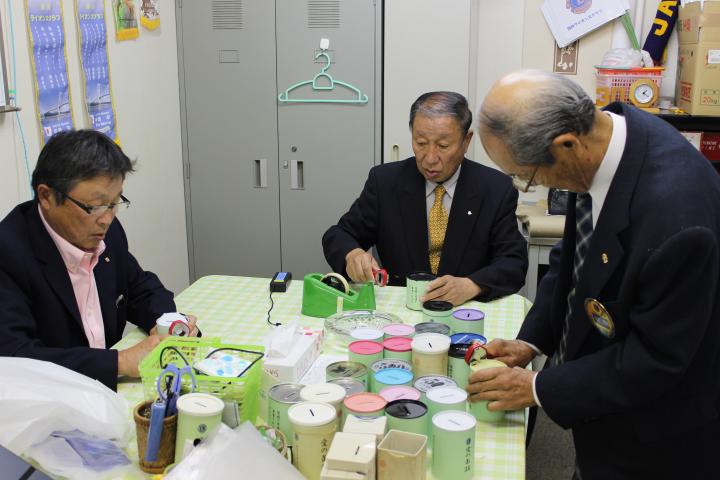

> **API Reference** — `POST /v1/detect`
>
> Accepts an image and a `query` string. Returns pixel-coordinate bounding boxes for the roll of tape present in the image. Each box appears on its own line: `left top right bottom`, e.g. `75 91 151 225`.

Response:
321 272 350 294
169 320 191 336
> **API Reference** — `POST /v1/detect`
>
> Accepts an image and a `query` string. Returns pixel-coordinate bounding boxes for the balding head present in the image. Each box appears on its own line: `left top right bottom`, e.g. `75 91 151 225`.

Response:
479 70 596 167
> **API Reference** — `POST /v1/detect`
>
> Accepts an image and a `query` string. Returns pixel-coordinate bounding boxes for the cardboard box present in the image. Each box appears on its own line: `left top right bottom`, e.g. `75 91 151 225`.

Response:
701 132 720 160
676 2 720 116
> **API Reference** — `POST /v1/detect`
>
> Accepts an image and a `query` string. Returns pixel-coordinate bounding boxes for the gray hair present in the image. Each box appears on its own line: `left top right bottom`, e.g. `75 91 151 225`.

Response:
479 71 596 166
409 91 472 136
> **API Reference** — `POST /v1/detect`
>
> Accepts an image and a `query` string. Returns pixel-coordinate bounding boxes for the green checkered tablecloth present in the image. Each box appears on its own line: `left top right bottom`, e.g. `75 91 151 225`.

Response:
116 275 532 479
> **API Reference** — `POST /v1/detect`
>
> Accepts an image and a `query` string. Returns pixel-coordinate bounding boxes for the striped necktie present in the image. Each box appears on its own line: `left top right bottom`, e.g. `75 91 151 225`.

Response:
555 192 593 365
428 185 448 275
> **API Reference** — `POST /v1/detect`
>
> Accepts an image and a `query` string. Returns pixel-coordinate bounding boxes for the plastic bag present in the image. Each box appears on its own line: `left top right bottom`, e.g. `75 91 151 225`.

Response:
0 358 131 453
165 422 304 480
599 48 655 68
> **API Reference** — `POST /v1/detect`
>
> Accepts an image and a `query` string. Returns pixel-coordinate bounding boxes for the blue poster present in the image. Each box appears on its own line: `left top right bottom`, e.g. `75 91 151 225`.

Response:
77 0 118 141
26 0 74 143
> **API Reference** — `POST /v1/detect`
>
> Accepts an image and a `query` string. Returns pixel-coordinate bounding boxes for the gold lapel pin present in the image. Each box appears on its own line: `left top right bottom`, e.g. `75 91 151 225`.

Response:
601 253 609 264
467 210 472 215
104 257 110 263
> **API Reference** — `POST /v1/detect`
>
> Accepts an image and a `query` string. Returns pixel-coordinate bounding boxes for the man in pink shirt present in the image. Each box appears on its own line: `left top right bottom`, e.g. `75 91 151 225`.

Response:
0 130 197 389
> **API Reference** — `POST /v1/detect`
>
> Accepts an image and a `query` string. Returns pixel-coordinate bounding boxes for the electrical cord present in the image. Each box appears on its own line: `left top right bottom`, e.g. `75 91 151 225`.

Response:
266 291 281 326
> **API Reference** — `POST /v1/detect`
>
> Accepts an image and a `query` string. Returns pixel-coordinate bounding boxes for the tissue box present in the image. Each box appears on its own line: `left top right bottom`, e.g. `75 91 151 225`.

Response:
263 329 323 383
343 415 387 444
325 432 376 479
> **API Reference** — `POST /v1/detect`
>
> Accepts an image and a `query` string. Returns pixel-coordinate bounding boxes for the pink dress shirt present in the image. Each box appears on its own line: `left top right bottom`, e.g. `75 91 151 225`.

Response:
39 206 107 348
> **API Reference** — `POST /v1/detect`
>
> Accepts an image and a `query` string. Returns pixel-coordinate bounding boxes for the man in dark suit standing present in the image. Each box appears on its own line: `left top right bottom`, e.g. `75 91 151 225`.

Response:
468 70 720 478
0 130 198 390
323 91 528 305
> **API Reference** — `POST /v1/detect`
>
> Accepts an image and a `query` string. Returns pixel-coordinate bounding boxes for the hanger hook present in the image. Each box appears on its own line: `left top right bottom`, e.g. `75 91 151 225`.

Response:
315 52 331 74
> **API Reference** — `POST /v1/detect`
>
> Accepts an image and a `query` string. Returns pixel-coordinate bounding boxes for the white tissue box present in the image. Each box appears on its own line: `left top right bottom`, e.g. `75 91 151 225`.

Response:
263 329 323 383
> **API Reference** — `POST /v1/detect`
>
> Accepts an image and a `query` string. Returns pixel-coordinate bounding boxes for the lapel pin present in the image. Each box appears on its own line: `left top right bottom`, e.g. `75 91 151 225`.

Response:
467 210 472 215
104 257 110 263
601 253 609 264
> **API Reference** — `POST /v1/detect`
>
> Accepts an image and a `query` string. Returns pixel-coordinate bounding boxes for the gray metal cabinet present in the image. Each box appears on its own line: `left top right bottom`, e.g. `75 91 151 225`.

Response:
177 0 381 280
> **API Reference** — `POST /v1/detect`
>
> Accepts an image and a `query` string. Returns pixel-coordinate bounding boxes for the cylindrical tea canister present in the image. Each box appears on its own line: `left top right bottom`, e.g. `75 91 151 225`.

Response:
342 392 387 424
413 375 457 403
349 340 384 370
268 383 304 446
406 272 436 310
300 383 347 416
383 323 415 339
350 327 385 341
328 377 366 396
414 322 451 336
421 300 453 326
451 308 485 336
372 368 413 393
385 399 428 436
431 410 477 480
288 402 338 480
411 333 450 378
468 358 508 423
448 343 473 390
174 393 224 462
425 385 468 419
379 385 422 403
327 361 369 388
382 336 412 362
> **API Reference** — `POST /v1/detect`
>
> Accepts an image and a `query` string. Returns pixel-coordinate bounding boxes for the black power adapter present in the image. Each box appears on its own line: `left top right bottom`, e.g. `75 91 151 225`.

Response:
267 272 292 326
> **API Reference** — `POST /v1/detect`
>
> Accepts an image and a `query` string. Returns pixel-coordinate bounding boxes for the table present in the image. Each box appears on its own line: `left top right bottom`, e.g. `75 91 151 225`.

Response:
115 275 532 479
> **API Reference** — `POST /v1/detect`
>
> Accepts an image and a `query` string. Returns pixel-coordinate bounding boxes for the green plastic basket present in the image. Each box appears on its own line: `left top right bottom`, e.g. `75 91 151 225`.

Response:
138 337 265 423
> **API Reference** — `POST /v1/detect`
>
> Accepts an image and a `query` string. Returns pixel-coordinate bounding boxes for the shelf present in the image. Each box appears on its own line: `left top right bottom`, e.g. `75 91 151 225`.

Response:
656 113 720 133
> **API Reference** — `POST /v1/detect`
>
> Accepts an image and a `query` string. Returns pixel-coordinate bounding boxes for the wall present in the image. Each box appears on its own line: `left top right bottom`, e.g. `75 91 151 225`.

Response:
0 0 189 294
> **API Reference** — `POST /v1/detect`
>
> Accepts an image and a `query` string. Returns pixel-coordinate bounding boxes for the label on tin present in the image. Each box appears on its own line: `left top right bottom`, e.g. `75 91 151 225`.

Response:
327 361 368 379
414 375 457 393
370 359 412 372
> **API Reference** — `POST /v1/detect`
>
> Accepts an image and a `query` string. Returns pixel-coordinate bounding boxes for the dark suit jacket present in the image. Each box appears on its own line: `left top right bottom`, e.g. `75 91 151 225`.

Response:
0 201 175 390
519 103 720 478
323 158 528 301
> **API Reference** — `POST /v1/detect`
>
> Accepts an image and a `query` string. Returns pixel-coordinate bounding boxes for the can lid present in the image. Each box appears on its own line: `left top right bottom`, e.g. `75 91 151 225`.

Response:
407 272 436 281
288 402 337 427
452 308 485 321
432 410 477 432
327 361 368 378
464 341 488 365
385 399 427 419
450 333 487 345
382 323 415 337
176 393 225 416
414 375 457 392
382 336 412 352
422 300 453 312
426 385 468 404
349 340 384 355
343 393 387 413
350 327 384 340
328 377 365 396
379 386 421 402
413 322 451 335
269 383 305 403
300 383 347 404
411 333 451 353
374 368 413 385
370 358 412 372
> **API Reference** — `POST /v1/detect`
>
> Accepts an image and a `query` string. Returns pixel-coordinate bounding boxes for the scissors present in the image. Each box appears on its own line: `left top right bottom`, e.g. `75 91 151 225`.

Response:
157 363 196 417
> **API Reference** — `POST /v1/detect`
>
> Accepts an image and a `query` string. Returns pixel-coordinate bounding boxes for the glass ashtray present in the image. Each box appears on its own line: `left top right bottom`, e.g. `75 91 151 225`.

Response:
324 310 403 342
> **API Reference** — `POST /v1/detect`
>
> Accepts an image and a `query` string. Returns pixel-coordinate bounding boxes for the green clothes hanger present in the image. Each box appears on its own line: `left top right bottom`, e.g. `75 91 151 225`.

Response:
278 51 369 104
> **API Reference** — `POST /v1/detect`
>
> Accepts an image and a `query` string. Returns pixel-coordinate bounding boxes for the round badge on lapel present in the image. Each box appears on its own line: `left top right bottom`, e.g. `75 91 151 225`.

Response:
585 298 615 338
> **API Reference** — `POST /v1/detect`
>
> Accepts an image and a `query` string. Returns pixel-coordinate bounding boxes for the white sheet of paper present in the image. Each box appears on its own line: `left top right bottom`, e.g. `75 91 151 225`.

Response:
541 0 629 48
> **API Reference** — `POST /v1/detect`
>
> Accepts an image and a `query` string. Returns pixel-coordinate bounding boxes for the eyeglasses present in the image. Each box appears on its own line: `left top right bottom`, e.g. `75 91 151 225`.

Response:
509 164 540 193
59 191 131 216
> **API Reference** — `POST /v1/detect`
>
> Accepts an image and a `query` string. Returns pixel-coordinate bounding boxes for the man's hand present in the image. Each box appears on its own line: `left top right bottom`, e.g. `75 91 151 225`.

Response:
466 366 537 411
117 334 161 377
345 248 379 283
483 339 536 368
420 275 481 306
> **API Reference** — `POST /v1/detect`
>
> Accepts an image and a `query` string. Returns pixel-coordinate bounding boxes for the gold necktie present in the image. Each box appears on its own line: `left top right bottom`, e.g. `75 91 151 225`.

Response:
428 185 448 275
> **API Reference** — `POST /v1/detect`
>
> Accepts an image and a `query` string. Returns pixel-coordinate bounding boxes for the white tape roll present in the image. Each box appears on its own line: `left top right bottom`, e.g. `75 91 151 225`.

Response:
321 272 350 294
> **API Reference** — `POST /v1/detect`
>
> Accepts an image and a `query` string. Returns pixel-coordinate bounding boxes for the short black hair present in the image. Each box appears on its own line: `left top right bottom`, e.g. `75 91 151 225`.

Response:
409 91 473 136
31 130 135 202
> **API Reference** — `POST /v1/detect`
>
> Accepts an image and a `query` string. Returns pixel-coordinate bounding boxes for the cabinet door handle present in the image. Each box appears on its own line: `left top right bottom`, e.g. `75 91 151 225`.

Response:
290 160 304 190
391 144 400 162
253 159 267 188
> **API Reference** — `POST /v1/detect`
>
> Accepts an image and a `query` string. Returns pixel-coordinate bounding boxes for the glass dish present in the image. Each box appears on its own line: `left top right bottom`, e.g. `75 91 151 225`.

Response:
324 310 403 342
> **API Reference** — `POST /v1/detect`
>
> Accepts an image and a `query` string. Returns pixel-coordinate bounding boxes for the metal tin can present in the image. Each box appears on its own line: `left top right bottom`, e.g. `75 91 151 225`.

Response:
326 361 369 388
379 385 422 403
385 399 428 436
383 323 415 339
414 322 451 336
372 368 414 393
431 410 477 480
406 272 436 310
421 300 453 326
268 383 304 446
342 392 387 424
369 358 412 392
425 385 468 419
348 340 384 370
468 358 507 423
288 402 338 480
300 383 347 417
451 308 485 336
448 343 473 389
328 377 366 396
413 375 457 403
382 336 413 362
411 333 451 378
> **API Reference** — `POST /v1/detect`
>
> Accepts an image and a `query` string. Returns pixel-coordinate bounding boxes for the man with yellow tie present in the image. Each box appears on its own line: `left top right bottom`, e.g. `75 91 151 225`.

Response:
322 92 528 305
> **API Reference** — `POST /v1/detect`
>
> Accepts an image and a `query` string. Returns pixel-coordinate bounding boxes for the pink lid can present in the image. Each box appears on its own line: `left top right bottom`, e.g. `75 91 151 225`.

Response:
382 337 412 352
348 340 384 355
383 323 415 338
343 392 387 415
379 385 422 402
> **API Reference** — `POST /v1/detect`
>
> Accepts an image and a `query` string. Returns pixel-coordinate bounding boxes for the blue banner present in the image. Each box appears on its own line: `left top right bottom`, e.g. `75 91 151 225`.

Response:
77 0 118 141
27 0 74 143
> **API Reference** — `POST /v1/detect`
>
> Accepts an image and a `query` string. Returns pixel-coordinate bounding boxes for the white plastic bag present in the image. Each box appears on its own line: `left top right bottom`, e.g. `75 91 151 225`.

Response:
0 358 131 453
599 48 655 68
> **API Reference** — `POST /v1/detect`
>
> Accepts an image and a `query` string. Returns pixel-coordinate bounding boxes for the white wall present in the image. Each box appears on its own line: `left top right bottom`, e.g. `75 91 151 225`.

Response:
0 0 189 294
